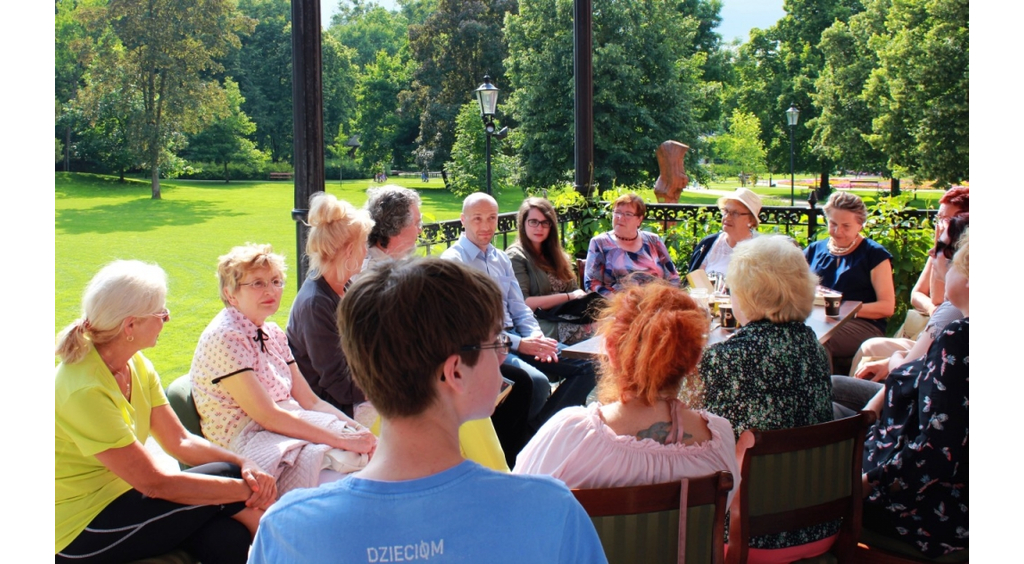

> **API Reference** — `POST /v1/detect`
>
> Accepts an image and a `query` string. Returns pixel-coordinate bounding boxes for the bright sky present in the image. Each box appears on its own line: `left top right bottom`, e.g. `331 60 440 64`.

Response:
320 0 784 43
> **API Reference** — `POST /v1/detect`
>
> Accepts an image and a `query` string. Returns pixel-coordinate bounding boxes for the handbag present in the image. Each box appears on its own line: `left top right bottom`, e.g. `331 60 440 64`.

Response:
534 292 606 325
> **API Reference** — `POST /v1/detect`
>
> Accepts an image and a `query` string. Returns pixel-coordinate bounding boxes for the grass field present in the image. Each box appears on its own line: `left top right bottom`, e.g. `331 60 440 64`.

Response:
55 172 941 385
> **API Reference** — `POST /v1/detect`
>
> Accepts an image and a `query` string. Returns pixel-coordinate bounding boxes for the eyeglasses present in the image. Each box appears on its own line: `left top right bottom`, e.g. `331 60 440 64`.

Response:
526 218 553 229
150 308 171 322
721 208 751 218
612 210 639 219
239 278 286 291
461 334 512 357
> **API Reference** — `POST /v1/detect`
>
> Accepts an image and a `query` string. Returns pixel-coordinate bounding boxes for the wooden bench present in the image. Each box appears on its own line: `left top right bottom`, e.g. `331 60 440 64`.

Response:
269 171 294 181
849 179 880 189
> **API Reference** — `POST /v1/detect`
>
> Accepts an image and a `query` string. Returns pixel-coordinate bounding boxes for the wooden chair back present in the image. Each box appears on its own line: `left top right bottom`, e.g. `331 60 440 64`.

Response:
576 258 587 288
573 472 733 564
726 411 876 564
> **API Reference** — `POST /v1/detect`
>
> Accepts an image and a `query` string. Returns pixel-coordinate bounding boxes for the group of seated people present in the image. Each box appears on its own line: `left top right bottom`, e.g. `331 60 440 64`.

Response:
55 185 968 563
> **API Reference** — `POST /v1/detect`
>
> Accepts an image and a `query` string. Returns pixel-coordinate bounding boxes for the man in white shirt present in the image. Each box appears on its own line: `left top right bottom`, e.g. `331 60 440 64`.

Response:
441 193 596 432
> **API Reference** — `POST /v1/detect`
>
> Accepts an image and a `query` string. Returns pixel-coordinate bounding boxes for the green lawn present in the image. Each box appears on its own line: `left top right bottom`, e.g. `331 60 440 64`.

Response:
55 171 940 385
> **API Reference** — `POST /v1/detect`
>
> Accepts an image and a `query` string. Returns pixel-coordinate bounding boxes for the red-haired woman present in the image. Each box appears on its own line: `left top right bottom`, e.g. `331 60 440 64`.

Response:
513 281 738 500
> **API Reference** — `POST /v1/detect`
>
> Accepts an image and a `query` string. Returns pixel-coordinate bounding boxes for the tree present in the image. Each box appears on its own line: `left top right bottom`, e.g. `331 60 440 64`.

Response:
79 0 253 198
809 3 891 182
406 0 516 173
328 0 409 69
184 79 266 182
446 101 516 197
505 0 704 190
322 33 360 160
354 50 418 170
865 0 968 187
711 110 766 184
230 0 292 163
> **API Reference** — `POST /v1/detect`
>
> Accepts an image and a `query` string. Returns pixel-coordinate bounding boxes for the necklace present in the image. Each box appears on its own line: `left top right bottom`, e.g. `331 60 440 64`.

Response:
828 235 861 256
111 364 132 399
616 231 639 242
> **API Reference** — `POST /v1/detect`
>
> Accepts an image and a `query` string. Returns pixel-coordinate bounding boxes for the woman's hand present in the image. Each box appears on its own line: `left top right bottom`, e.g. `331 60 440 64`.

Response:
334 428 377 455
240 460 277 510
854 358 890 382
518 335 559 363
569 289 587 300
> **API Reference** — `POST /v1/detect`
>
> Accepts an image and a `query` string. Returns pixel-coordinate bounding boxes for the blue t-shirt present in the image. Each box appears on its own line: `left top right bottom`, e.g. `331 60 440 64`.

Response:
805 238 892 332
250 460 608 564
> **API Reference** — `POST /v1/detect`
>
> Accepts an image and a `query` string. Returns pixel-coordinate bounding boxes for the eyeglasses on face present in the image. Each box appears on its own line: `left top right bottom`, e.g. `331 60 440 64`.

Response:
461 333 512 356
721 208 751 218
526 218 553 229
239 278 286 291
612 210 639 219
150 308 171 323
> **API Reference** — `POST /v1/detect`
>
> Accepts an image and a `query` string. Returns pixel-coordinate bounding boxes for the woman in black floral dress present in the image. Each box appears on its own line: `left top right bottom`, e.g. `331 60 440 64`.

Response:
699 235 836 562
859 230 969 559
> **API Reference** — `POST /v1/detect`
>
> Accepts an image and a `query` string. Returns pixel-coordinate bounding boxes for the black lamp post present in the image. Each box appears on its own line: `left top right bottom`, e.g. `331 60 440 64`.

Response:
474 75 500 195
786 104 800 206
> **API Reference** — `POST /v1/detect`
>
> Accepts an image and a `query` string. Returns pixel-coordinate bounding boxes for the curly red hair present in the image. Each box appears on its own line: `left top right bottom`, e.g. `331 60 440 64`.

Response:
939 186 969 213
594 281 709 406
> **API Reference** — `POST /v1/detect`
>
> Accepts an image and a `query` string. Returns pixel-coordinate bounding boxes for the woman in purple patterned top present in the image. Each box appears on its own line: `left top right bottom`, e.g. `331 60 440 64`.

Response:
583 193 680 296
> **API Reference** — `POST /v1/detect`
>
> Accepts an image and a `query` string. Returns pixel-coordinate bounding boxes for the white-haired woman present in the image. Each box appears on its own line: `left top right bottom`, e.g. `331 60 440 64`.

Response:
287 193 375 416
699 236 836 562
56 261 275 564
190 244 377 495
805 191 895 373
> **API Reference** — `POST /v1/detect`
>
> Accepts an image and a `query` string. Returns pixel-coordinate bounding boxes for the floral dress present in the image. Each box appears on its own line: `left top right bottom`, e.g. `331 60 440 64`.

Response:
863 318 969 559
699 319 835 549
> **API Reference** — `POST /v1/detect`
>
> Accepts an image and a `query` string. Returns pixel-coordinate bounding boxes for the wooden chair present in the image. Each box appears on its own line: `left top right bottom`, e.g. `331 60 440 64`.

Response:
576 258 587 289
573 471 733 564
725 411 876 564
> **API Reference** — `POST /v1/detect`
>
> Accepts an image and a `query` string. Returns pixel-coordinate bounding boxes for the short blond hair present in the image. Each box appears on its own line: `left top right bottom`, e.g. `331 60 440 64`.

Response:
307 192 374 276
727 236 818 323
217 243 286 306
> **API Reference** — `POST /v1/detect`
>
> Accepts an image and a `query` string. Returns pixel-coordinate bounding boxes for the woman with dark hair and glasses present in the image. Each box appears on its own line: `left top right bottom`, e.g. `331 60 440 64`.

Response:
506 197 593 344
851 213 969 381
191 243 377 496
584 193 680 296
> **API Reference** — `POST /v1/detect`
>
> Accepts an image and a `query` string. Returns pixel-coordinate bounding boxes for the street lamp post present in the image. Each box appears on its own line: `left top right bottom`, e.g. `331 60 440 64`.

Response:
474 76 500 195
786 104 800 206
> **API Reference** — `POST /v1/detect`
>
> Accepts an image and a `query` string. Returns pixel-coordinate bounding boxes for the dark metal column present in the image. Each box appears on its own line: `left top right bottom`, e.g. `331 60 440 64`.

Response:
291 0 324 284
573 0 594 199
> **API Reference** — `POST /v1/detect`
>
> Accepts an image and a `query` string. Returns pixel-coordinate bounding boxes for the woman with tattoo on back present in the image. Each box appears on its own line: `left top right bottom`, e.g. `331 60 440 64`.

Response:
513 281 739 506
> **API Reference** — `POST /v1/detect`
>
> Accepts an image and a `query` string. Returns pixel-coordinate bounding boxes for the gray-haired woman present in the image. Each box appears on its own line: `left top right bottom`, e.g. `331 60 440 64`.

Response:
56 260 275 564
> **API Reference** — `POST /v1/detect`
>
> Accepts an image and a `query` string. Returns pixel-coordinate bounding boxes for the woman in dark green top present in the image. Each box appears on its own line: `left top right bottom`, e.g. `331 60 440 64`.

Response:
506 198 592 344
698 235 836 560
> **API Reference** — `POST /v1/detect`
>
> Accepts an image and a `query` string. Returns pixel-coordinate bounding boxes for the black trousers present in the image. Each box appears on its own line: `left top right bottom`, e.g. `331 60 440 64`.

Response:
57 462 250 564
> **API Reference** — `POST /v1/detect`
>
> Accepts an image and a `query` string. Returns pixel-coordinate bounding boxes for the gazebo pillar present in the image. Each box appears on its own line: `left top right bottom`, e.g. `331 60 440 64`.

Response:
574 0 594 199
290 0 324 284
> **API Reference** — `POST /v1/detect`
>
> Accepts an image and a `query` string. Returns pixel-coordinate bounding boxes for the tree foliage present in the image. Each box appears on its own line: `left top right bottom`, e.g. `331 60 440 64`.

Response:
76 0 253 198
184 79 266 182
505 0 708 191
710 109 766 183
407 0 516 172
354 50 418 170
446 101 517 198
329 0 409 69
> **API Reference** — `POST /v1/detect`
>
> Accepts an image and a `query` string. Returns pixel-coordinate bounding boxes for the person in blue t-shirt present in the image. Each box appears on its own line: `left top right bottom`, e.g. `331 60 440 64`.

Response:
250 258 607 564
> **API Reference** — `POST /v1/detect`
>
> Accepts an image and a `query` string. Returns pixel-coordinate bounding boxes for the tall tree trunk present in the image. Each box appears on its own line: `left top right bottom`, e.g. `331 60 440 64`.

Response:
817 163 832 201
64 125 71 172
224 161 230 183
150 145 162 199
890 177 901 196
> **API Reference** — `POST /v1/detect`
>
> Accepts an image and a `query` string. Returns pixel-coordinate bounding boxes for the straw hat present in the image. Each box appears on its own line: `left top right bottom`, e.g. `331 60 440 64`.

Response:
717 188 763 226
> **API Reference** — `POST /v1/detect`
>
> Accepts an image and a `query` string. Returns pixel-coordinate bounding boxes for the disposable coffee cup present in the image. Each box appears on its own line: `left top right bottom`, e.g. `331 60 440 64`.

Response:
824 292 842 317
719 303 737 329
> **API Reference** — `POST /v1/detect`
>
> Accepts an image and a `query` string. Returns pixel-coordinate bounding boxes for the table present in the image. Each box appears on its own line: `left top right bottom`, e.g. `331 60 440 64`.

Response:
560 301 863 361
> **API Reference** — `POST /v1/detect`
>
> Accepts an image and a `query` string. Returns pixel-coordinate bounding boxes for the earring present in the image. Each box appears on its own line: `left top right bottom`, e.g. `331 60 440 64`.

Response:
126 335 134 342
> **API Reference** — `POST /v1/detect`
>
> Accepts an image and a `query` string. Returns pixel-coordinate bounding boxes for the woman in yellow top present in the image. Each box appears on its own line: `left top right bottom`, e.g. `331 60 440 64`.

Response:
55 260 275 564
